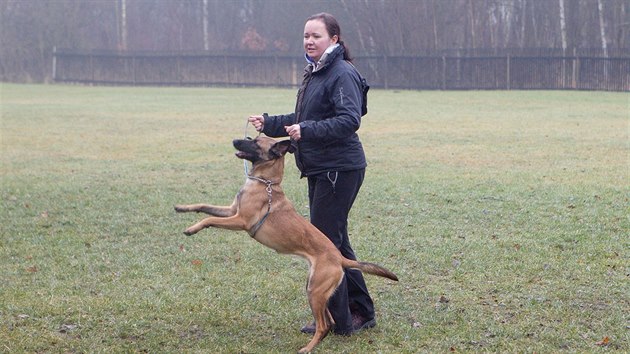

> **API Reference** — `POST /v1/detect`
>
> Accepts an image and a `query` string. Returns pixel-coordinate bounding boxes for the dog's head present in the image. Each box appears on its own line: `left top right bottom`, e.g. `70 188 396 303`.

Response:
233 137 294 164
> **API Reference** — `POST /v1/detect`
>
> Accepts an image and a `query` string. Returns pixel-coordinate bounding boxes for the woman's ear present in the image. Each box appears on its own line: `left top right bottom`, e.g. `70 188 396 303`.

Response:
331 35 339 44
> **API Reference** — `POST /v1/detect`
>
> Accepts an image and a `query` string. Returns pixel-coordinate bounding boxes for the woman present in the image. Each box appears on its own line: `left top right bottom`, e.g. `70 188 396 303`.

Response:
248 12 375 335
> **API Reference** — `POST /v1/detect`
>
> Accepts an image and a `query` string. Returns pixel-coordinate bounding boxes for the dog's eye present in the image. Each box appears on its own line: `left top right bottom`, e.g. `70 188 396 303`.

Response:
246 136 253 140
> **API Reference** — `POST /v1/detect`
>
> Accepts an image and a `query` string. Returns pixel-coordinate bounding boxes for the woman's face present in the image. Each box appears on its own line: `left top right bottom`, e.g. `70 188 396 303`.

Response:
303 19 338 62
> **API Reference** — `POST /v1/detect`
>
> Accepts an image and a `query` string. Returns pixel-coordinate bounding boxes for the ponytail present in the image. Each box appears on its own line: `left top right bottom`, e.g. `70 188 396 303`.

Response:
339 40 353 63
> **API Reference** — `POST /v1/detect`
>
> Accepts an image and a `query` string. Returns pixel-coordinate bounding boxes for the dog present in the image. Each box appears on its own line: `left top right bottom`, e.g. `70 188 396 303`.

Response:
175 136 398 353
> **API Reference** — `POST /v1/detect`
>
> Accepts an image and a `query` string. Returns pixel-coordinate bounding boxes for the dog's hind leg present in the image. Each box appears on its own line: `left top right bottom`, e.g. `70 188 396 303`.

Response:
299 263 343 353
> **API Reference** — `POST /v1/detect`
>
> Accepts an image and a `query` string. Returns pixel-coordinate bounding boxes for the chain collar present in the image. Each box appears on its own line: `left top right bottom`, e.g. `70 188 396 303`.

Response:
247 175 276 237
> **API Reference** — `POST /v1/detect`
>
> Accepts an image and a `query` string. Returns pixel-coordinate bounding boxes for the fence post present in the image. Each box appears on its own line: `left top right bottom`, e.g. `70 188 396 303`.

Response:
560 48 567 90
274 55 277 85
506 55 511 90
90 51 94 83
574 49 580 89
383 55 389 89
52 46 57 82
224 55 229 84
177 55 182 85
571 47 577 89
441 56 446 90
132 54 136 85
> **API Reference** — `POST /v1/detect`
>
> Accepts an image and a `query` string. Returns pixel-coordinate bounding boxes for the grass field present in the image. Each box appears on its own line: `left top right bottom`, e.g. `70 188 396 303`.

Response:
1 83 628 353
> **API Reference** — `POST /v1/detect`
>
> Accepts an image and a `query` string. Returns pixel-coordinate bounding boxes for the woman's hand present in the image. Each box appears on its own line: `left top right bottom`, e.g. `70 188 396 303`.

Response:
285 124 301 141
248 115 265 132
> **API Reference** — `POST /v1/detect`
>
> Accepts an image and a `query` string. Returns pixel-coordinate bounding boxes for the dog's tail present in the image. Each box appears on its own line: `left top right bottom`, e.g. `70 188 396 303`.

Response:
342 259 398 281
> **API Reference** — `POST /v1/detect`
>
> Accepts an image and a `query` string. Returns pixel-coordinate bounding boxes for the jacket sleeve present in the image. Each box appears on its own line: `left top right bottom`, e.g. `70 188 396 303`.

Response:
261 112 295 138
299 71 362 143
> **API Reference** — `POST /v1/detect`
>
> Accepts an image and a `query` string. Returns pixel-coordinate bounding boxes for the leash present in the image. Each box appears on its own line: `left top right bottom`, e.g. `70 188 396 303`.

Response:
242 118 262 178
241 117 277 237
247 175 276 237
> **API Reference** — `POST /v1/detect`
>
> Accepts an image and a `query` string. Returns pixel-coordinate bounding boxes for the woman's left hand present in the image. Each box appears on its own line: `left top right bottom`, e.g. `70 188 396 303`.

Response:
285 124 301 141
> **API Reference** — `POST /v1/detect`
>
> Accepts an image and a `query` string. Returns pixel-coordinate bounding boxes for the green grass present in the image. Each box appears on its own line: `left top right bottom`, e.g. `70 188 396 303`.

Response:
1 83 628 353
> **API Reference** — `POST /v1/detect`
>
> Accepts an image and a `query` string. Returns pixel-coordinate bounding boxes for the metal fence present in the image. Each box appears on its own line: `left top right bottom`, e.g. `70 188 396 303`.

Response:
53 48 630 91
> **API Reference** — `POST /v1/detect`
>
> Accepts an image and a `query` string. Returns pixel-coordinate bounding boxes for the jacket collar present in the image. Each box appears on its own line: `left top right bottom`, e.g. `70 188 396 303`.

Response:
305 44 342 73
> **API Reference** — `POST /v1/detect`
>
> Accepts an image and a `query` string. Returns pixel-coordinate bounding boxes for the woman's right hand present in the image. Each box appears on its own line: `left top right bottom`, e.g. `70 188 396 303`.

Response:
248 115 265 132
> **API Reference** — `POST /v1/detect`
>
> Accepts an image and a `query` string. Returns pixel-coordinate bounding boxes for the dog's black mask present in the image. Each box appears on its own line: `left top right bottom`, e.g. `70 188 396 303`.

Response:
233 137 293 164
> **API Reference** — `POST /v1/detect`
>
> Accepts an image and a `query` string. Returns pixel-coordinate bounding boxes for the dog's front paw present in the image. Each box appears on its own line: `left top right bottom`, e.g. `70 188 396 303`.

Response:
174 205 188 213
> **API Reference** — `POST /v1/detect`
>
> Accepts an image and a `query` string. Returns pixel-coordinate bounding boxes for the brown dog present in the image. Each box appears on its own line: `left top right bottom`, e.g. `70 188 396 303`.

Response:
175 136 397 353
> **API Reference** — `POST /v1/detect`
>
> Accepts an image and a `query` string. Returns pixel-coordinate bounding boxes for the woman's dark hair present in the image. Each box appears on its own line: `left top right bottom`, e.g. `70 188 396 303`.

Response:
306 12 353 62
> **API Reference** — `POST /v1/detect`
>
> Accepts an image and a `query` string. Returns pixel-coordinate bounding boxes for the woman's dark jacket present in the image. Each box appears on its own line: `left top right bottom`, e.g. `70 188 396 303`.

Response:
262 45 367 177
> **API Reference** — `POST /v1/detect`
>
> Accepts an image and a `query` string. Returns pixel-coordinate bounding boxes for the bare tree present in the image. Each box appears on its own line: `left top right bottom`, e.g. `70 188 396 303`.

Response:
468 0 477 48
559 0 568 52
518 0 527 48
121 0 128 50
597 0 609 57
339 0 366 54
430 0 439 51
202 0 209 50
116 0 128 50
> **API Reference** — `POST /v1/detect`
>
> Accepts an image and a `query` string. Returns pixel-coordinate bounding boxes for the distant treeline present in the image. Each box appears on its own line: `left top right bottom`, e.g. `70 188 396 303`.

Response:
2 0 628 83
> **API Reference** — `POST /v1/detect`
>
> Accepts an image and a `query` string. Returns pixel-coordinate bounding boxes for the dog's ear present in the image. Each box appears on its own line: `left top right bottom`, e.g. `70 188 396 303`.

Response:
270 139 294 158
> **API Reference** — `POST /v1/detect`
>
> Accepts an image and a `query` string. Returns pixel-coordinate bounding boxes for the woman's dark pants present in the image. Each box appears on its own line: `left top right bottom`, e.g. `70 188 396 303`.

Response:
307 168 375 334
